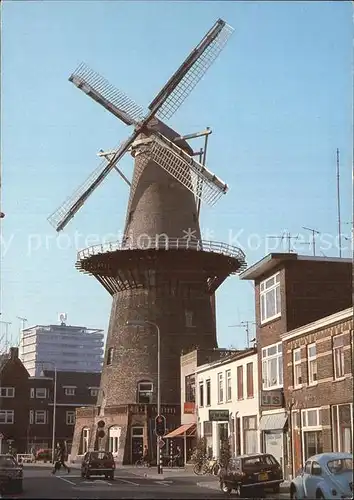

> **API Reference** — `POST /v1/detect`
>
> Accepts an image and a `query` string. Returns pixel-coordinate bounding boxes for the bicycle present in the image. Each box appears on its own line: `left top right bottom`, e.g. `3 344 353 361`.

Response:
193 457 221 476
167 456 181 468
135 457 150 467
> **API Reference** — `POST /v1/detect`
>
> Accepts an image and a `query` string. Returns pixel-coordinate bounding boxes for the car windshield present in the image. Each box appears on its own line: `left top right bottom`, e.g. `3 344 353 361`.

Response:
90 452 112 460
327 458 353 474
0 456 16 468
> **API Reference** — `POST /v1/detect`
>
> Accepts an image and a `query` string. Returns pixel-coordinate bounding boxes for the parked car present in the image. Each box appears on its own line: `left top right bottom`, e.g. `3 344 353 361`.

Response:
0 454 23 494
219 453 283 496
81 451 115 480
290 452 353 500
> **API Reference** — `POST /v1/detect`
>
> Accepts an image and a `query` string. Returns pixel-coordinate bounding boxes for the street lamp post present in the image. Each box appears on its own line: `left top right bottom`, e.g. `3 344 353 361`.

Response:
38 362 57 464
126 319 162 474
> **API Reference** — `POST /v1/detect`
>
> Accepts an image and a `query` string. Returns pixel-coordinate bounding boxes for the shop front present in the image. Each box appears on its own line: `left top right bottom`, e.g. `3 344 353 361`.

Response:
259 410 288 476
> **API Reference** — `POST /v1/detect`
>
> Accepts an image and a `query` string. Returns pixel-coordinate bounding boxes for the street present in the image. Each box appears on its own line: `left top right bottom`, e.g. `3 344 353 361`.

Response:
2 465 290 499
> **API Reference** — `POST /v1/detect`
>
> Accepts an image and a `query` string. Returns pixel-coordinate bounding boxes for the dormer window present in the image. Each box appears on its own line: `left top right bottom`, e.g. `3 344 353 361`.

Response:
64 386 76 396
260 273 281 324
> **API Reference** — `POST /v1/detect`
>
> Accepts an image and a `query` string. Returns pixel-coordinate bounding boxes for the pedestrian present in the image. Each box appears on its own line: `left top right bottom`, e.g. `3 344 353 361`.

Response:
143 445 149 467
52 443 70 474
175 445 182 467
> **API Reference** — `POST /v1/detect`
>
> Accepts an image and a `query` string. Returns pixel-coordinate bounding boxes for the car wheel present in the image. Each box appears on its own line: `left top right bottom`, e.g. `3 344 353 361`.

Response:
219 480 232 495
109 473 114 480
272 484 280 494
316 490 325 499
15 480 23 493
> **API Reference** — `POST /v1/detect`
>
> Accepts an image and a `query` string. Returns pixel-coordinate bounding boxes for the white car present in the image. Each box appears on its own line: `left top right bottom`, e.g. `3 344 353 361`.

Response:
290 452 353 500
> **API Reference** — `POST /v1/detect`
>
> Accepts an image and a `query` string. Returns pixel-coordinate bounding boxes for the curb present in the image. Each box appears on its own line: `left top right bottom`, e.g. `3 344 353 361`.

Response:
197 480 290 494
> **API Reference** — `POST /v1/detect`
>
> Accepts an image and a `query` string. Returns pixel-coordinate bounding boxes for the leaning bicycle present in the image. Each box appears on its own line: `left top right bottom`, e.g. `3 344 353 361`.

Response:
193 457 221 476
135 457 149 468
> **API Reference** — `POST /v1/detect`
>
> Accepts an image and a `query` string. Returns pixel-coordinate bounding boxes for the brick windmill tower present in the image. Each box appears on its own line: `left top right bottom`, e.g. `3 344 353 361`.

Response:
48 19 246 465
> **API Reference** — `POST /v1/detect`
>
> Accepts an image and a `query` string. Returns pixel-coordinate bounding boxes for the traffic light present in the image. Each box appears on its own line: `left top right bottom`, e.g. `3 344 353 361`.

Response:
155 415 166 437
97 420 105 439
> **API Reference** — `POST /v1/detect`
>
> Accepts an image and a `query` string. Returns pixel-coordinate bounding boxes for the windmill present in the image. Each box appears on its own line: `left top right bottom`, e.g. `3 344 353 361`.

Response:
48 19 233 233
52 19 247 464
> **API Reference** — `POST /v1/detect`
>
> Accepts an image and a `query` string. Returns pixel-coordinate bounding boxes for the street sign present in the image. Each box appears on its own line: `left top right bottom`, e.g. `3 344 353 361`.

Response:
155 415 166 437
209 409 229 422
158 439 165 449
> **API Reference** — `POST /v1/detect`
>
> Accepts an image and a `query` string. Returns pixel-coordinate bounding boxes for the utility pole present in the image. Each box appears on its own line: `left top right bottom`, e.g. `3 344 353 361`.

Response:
336 148 342 258
268 232 299 253
0 321 12 352
302 227 320 256
229 321 256 348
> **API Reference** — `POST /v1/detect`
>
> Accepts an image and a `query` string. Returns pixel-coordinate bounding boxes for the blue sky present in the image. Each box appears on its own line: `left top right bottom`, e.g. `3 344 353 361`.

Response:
1 1 352 349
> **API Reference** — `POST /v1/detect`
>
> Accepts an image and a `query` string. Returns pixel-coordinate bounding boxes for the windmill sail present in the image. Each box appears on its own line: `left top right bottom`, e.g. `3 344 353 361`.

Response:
69 63 146 126
150 133 228 206
149 19 234 120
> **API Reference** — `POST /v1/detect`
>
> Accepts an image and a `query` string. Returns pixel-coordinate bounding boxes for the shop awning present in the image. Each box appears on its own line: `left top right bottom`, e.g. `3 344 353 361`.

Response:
164 423 196 438
259 412 288 431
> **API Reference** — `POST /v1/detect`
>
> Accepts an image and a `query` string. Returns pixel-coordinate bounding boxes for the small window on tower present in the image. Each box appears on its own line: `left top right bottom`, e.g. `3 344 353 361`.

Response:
107 348 114 365
185 310 195 328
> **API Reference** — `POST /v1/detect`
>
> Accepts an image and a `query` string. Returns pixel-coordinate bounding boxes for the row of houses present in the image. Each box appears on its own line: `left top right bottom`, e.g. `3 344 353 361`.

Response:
0 348 100 455
172 253 352 479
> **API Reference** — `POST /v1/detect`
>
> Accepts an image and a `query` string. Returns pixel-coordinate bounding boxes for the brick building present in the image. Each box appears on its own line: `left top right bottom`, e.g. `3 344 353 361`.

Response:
240 253 352 478
281 307 353 476
0 347 100 454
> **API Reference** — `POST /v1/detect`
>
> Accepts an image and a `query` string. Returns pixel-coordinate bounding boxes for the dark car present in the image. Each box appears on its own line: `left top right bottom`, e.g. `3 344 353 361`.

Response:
81 451 115 480
219 453 283 497
0 454 23 494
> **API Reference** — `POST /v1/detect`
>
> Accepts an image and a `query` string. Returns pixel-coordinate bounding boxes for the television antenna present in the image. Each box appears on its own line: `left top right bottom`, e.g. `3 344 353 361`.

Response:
267 231 300 253
302 227 320 256
48 19 234 232
0 321 12 353
229 321 256 348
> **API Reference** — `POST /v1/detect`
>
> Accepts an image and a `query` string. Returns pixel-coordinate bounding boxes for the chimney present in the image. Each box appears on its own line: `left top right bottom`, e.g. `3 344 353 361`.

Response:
10 347 19 359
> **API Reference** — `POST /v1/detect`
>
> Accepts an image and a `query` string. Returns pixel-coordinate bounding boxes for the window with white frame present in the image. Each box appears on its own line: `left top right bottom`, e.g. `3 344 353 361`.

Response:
206 379 211 406
293 348 302 387
333 335 345 379
199 381 204 407
66 411 75 425
218 372 224 403
0 410 14 424
30 388 35 398
0 387 15 398
307 344 317 384
260 273 281 323
64 386 76 396
36 388 47 399
29 410 34 425
262 342 283 389
226 370 232 401
332 404 352 453
301 408 321 428
90 388 99 397
35 410 46 424
137 381 153 404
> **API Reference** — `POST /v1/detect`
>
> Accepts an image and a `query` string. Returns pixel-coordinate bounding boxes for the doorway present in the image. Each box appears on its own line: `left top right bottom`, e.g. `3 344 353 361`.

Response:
131 427 144 464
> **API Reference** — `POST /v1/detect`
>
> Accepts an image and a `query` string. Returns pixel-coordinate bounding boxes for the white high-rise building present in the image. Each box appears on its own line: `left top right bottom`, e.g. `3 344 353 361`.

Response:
20 315 104 376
